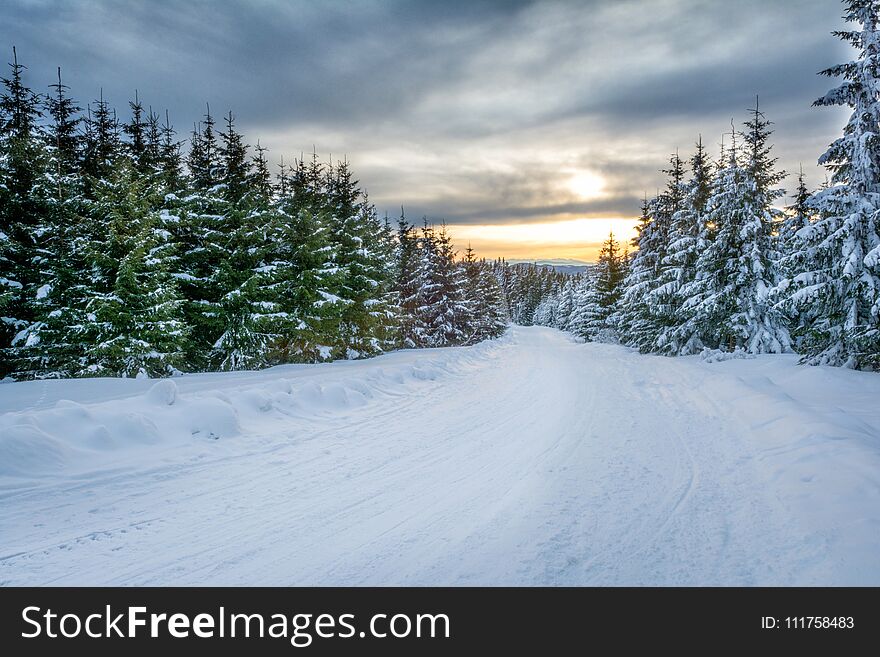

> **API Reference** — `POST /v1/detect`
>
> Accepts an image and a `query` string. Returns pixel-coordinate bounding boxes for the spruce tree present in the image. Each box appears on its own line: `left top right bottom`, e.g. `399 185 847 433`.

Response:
323 161 394 358
123 90 147 168
653 138 713 354
617 195 662 351
779 166 813 251
81 159 187 376
11 67 87 378
0 47 49 377
781 0 880 368
45 68 80 175
395 213 423 348
81 90 120 182
159 110 183 192
567 273 603 340
679 132 790 353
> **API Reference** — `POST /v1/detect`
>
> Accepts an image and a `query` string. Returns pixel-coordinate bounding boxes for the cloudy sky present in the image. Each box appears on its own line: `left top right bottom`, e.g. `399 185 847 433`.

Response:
2 0 851 261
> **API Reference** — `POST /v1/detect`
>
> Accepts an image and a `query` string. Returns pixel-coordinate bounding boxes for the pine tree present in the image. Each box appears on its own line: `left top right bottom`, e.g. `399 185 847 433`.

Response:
410 222 443 347
210 110 275 370
461 245 507 342
172 106 227 369
45 68 80 175
779 166 812 251
553 276 576 330
250 141 272 202
123 90 147 168
617 195 662 351
81 90 120 182
596 232 626 310
653 138 713 354
81 159 187 376
567 273 603 340
159 110 183 192
775 168 816 350
323 161 394 358
11 67 87 378
430 224 470 345
219 111 249 204
395 213 423 348
188 106 220 191
780 0 880 368
679 132 790 354
474 260 509 339
0 47 49 378
256 201 340 363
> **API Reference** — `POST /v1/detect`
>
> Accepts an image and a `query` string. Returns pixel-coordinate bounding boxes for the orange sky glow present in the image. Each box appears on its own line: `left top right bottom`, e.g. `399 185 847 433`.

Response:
447 217 640 263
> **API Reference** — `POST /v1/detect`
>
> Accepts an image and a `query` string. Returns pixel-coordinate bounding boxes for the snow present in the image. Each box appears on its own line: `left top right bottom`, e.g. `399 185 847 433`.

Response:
1 325 879 585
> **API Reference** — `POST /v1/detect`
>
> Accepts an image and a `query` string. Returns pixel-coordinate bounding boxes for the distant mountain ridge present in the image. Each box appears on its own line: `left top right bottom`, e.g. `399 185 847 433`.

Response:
508 259 593 275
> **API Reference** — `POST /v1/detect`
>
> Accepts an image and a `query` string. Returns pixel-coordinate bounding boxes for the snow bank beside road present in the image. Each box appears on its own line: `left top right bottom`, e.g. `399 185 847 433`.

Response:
0 334 511 485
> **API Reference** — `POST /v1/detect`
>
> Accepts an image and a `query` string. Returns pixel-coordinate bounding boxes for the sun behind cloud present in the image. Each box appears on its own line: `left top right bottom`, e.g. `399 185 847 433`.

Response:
565 170 607 200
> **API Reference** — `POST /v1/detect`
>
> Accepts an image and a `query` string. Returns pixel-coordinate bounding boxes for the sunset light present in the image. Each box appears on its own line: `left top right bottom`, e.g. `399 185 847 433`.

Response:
448 217 638 262
565 170 607 201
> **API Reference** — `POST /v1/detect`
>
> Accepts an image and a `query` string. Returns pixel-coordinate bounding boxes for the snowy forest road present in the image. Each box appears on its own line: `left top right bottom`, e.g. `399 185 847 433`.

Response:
2 326 879 585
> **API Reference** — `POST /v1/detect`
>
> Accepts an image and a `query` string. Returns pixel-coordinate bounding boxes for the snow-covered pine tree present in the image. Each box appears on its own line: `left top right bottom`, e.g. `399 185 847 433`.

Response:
653 138 712 354
569 232 625 341
81 90 120 185
426 223 470 346
553 276 576 330
408 221 469 347
159 110 183 192
407 221 443 348
255 199 339 363
617 195 661 351
474 261 509 339
642 152 688 346
173 107 227 370
250 141 272 202
531 283 558 328
9 67 88 378
211 110 269 371
0 47 50 378
679 126 790 354
143 107 162 172
780 0 880 368
80 158 187 377
567 272 602 340
778 167 813 254
123 91 147 169
323 160 395 358
188 105 219 191
394 213 422 348
460 244 483 339
597 232 626 306
461 245 508 342
775 169 816 351
46 67 79 175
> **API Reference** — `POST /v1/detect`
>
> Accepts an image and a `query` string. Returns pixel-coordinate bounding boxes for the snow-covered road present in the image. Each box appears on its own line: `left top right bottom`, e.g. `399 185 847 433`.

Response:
2 326 879 585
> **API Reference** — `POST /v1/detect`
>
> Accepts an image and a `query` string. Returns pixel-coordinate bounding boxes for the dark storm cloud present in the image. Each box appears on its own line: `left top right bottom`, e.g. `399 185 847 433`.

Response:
0 0 852 226
2 0 531 125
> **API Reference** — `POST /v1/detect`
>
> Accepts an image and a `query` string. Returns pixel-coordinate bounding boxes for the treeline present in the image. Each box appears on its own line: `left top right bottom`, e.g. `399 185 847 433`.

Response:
496 262 566 326
533 1 880 371
0 49 508 380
